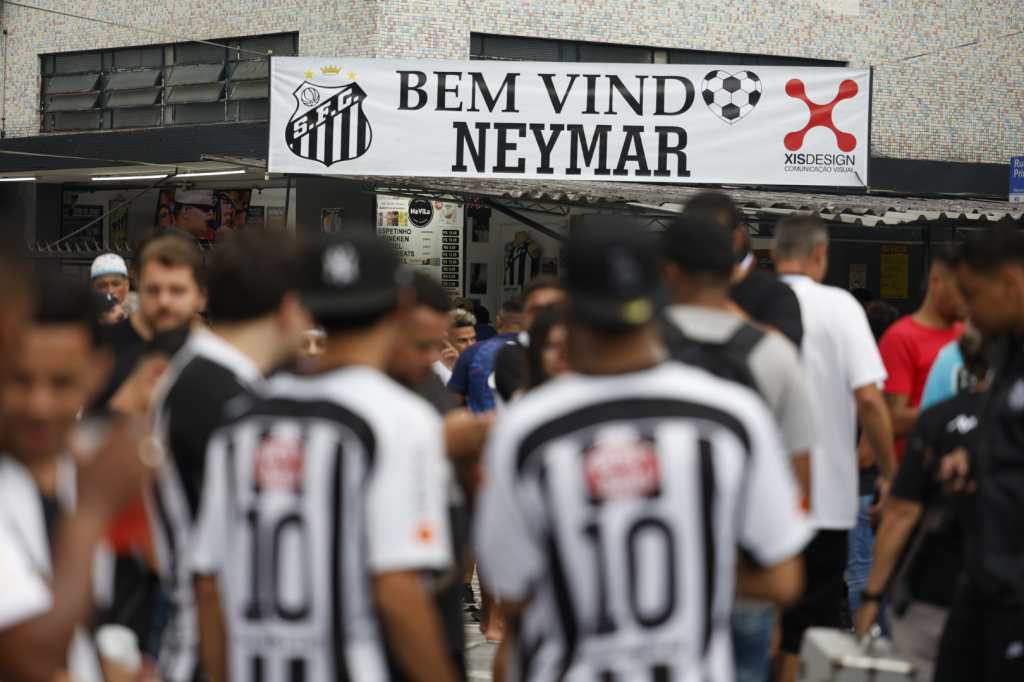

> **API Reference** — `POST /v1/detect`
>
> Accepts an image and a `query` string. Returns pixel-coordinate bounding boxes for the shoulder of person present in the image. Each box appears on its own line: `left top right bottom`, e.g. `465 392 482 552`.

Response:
167 355 248 406
749 325 801 368
660 360 780 445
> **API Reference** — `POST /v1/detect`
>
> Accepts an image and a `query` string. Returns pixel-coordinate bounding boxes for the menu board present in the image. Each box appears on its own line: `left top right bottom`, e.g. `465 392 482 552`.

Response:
376 194 464 295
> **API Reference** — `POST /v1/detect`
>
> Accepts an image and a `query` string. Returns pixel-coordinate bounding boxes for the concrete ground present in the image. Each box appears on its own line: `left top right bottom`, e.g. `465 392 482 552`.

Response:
464 620 498 681
463 575 498 680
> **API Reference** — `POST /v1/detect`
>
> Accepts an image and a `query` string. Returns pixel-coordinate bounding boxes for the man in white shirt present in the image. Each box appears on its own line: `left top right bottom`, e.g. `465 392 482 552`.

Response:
772 214 896 682
0 276 152 682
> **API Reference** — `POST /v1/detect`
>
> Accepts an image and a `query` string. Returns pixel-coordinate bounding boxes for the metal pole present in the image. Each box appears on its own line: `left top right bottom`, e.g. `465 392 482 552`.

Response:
283 176 292 231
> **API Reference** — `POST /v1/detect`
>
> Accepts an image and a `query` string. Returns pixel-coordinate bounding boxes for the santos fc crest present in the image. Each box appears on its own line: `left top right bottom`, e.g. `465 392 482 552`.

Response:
285 81 372 166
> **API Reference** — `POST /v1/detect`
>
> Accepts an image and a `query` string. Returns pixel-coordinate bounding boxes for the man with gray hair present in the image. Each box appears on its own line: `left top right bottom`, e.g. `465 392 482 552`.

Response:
772 214 896 682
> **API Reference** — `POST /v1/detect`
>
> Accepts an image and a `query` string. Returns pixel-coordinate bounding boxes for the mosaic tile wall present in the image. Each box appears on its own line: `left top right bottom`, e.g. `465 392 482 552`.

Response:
3 0 1020 165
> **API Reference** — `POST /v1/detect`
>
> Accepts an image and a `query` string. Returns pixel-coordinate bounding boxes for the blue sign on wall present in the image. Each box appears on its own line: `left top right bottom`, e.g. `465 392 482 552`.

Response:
1012 156 1024 204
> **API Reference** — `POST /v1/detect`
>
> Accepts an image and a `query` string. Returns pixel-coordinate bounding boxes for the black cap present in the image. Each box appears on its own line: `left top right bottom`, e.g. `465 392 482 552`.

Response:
662 212 734 278
565 223 660 329
299 231 405 320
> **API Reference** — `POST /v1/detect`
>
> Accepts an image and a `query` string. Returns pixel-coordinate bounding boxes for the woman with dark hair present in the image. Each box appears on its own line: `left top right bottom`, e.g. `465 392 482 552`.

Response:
523 303 569 393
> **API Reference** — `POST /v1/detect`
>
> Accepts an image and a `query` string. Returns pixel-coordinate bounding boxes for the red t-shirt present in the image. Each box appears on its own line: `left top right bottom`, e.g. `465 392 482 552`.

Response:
879 316 964 458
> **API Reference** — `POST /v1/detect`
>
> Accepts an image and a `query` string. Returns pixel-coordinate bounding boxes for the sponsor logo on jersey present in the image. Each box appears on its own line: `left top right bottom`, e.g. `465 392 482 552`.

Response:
584 437 661 501
254 436 304 492
415 522 436 544
946 413 978 435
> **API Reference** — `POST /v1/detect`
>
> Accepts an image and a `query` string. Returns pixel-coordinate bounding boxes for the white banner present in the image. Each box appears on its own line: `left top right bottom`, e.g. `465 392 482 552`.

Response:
376 195 463 295
270 58 870 187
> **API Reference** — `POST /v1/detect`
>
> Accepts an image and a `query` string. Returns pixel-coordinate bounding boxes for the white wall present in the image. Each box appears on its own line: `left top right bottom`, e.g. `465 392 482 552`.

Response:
464 207 568 316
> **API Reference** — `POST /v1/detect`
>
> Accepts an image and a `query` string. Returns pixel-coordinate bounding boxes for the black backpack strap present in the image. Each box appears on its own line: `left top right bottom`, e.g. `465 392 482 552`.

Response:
717 323 765 392
728 322 765 355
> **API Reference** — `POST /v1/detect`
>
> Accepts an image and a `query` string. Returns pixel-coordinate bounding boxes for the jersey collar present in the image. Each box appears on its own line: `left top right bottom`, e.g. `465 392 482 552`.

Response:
188 328 265 388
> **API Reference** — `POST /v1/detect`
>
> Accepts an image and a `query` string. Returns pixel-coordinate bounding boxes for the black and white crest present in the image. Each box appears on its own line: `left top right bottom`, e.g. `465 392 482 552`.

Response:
284 81 372 166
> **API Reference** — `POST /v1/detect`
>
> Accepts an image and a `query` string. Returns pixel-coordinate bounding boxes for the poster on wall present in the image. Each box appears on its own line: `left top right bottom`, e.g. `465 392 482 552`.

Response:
155 189 252 242
61 203 104 242
269 57 870 187
376 194 464 295
469 263 488 295
503 231 542 288
880 245 908 299
321 207 344 232
849 263 867 290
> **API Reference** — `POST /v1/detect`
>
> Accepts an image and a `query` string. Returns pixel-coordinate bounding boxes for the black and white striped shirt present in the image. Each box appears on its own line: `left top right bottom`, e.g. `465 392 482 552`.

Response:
191 366 452 682
147 329 265 682
475 361 811 682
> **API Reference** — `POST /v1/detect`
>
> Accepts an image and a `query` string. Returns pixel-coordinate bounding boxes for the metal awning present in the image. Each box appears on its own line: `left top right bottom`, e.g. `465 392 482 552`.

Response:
345 175 1024 227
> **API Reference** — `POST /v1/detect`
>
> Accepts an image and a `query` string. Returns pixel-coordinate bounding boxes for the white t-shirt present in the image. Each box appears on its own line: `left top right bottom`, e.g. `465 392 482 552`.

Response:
781 274 887 529
432 360 453 386
0 455 103 682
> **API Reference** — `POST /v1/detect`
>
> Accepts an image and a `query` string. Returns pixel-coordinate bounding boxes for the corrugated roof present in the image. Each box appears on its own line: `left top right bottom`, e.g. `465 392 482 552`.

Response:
354 176 1024 226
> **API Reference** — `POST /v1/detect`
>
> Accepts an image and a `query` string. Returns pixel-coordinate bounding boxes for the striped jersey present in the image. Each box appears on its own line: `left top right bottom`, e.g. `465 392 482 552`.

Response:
148 329 266 682
475 361 811 682
191 365 452 682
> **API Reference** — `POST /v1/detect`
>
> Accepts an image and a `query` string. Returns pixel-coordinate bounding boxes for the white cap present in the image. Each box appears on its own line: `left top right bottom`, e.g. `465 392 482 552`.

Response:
174 188 214 206
90 253 128 280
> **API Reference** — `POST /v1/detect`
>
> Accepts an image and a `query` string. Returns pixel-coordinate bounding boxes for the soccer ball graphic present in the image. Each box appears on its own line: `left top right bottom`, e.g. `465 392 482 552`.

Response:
300 87 321 107
701 70 762 124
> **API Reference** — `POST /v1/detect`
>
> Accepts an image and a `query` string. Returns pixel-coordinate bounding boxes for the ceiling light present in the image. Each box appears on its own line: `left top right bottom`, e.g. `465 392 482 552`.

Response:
0 177 36 182
175 169 247 179
92 174 168 181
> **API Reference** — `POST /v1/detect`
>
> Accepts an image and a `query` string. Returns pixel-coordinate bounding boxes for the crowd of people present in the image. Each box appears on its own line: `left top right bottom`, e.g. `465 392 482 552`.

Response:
0 190 1022 682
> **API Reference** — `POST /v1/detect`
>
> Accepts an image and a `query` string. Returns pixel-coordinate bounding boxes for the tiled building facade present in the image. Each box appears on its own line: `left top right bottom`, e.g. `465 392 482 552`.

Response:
1 0 1020 164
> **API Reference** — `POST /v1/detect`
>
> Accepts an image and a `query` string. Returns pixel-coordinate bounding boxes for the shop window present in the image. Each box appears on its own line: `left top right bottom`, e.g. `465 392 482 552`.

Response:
238 99 269 121
229 80 269 100
112 107 162 129
106 70 161 90
105 88 161 108
173 102 225 124
40 32 296 132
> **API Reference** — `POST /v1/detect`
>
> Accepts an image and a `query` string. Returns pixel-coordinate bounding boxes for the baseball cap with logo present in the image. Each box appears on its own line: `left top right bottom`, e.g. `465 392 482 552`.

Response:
565 223 661 329
90 253 129 280
299 231 406 321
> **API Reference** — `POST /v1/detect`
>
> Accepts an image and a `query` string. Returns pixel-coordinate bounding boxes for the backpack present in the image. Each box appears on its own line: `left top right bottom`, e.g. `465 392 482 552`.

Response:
661 316 765 394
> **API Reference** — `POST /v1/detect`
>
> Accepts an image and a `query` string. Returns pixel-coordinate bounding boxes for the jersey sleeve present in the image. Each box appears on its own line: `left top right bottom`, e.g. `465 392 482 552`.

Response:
737 398 813 567
190 432 231 575
164 371 247 512
842 296 888 391
473 419 545 602
879 324 914 397
0 523 52 630
752 335 816 456
446 349 473 396
365 404 452 573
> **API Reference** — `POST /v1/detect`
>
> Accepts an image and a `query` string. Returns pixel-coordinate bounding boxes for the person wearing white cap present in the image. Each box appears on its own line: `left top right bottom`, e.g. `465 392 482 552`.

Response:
90 254 130 304
172 189 215 240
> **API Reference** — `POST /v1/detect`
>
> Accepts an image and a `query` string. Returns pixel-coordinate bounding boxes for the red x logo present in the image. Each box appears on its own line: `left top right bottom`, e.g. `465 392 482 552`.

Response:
784 78 858 152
